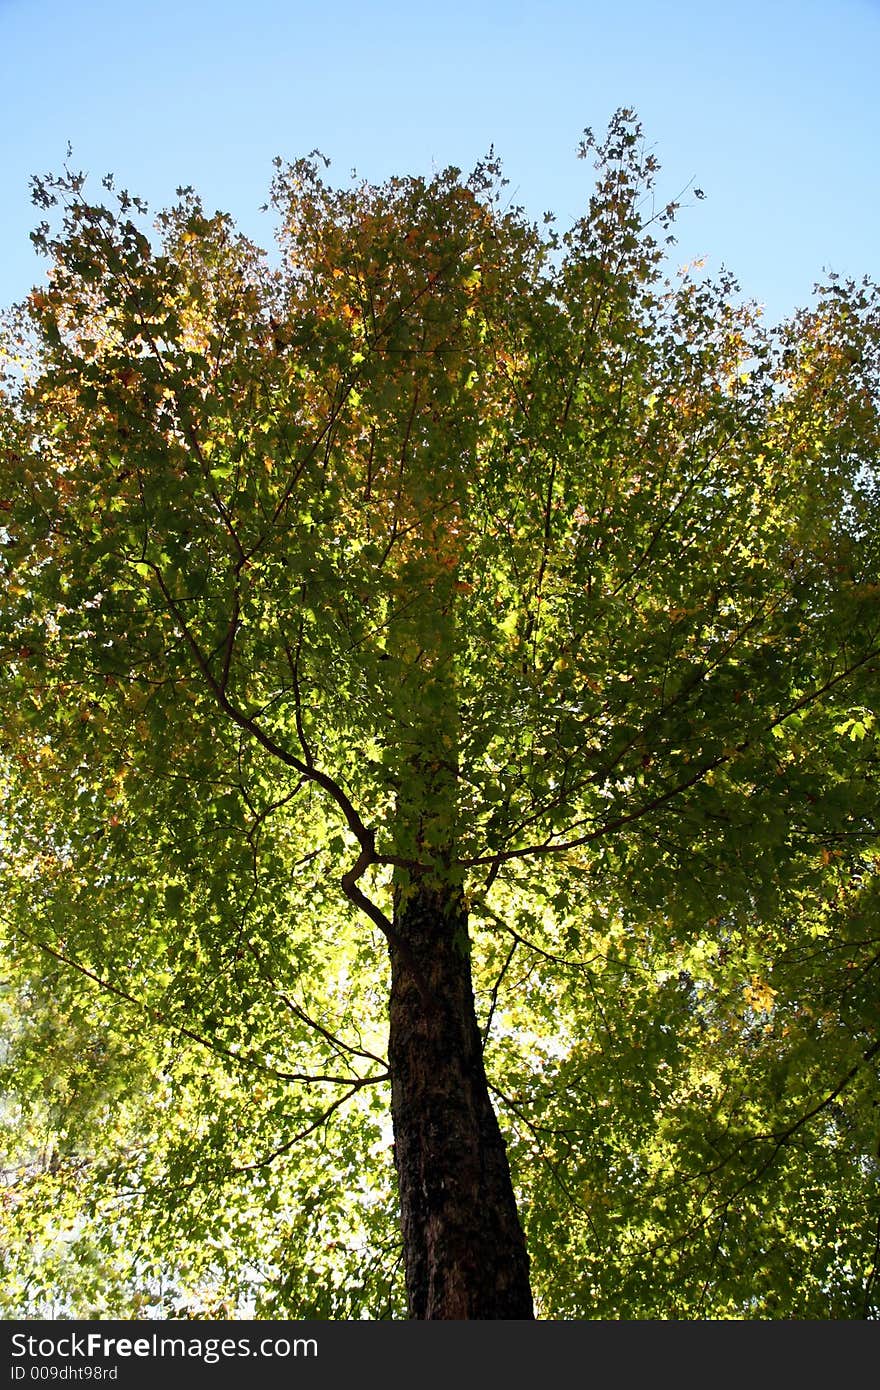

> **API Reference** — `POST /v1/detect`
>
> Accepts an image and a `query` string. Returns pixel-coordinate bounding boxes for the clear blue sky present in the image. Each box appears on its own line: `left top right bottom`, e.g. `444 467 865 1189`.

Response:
1 0 878 326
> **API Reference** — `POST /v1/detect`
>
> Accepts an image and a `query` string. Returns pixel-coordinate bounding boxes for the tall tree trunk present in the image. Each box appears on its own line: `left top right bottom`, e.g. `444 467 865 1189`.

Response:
388 879 535 1319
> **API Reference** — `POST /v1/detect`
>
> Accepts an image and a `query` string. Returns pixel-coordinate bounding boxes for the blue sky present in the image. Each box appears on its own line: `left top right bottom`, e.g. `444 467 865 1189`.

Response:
1 0 878 325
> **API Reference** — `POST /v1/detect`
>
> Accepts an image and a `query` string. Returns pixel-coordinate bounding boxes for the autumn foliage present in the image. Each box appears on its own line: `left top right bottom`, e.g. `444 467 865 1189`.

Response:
1 112 879 1317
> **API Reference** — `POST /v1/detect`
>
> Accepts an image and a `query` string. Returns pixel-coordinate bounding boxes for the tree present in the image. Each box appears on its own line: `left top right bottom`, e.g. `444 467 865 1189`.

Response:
1 111 879 1319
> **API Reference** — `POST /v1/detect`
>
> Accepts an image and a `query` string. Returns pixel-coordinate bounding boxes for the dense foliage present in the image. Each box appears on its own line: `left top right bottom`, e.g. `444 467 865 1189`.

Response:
1 112 879 1317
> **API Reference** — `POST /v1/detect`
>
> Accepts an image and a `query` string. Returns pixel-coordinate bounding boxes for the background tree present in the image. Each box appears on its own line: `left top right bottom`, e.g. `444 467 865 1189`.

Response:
1 112 879 1318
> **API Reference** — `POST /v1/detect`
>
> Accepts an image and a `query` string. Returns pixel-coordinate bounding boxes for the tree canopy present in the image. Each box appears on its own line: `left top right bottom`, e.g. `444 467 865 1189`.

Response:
1 111 879 1318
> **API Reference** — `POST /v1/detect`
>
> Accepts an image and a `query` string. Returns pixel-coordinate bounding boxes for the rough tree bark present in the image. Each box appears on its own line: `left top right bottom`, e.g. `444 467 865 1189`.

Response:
387 880 535 1319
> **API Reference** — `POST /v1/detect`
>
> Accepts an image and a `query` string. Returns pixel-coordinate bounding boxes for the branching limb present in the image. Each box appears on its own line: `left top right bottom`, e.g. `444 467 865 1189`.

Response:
12 928 383 1089
481 939 517 1049
231 1077 386 1175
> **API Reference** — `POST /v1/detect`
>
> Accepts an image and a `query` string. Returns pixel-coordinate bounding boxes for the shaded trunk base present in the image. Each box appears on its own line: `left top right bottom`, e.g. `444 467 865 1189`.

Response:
388 882 534 1319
